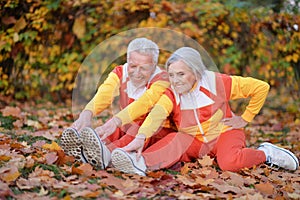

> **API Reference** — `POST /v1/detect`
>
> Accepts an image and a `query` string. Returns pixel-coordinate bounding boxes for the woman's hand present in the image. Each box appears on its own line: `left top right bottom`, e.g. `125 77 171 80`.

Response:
122 134 146 160
95 117 122 140
222 116 248 129
71 110 93 131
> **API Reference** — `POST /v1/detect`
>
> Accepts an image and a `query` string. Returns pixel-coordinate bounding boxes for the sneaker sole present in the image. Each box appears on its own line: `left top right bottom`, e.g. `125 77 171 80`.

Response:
80 127 106 169
60 127 87 163
259 142 299 170
111 148 146 176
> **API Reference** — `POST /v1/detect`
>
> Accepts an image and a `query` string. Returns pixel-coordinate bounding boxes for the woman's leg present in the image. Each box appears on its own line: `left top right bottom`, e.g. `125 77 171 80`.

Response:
142 132 203 170
212 129 266 171
107 124 174 151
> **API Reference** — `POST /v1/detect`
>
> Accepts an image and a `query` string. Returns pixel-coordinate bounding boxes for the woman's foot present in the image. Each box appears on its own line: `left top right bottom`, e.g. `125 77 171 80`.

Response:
111 148 146 176
258 142 299 171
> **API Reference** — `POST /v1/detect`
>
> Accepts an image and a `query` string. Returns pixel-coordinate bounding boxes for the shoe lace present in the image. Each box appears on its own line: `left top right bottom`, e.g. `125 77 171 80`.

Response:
266 156 285 169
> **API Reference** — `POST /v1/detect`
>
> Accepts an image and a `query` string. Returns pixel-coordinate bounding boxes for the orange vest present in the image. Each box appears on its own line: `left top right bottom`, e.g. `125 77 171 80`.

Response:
113 65 169 123
167 71 234 142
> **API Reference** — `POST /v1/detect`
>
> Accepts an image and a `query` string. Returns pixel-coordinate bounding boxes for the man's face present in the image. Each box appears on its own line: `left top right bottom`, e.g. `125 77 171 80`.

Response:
127 51 156 87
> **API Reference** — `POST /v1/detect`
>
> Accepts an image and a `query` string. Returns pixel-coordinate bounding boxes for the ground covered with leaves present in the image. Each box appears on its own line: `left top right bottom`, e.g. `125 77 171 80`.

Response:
0 89 299 200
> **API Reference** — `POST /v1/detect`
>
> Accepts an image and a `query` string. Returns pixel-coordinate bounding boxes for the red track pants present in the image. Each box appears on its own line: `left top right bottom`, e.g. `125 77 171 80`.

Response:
104 122 174 152
142 129 266 172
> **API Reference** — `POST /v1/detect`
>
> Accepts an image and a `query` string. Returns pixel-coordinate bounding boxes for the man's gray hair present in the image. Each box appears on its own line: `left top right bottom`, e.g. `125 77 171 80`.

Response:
166 47 207 79
127 38 159 64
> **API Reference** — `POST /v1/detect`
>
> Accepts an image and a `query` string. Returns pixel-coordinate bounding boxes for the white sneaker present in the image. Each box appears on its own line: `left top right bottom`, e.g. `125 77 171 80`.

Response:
80 127 111 169
60 127 88 163
111 148 147 176
258 142 299 171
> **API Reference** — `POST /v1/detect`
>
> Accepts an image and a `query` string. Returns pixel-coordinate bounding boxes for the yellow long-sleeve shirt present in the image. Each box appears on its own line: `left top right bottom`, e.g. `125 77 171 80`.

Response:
138 71 270 141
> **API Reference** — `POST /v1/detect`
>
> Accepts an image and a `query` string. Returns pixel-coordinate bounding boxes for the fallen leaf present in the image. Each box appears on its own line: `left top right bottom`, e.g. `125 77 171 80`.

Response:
1 106 21 118
0 180 13 197
198 155 213 167
72 15 86 39
195 177 214 186
45 152 58 164
13 119 24 128
210 182 241 194
177 175 199 187
101 176 126 191
0 155 11 162
16 177 42 190
180 162 190 175
71 190 101 198
0 166 20 183
38 186 48 196
288 192 300 199
255 182 274 195
26 119 42 129
42 141 62 151
76 163 95 177
13 17 27 32
1 16 16 25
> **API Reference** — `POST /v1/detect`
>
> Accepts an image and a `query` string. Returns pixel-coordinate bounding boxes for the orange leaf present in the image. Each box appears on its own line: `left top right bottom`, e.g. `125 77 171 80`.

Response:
255 182 274 195
76 163 95 176
56 150 75 165
180 163 190 175
1 106 21 118
0 155 11 162
71 165 84 175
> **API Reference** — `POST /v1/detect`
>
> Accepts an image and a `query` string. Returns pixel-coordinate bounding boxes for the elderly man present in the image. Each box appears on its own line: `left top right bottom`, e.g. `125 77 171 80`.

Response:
61 38 174 169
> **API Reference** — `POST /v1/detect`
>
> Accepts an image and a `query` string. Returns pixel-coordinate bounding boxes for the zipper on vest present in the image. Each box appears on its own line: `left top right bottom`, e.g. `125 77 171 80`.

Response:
188 93 208 143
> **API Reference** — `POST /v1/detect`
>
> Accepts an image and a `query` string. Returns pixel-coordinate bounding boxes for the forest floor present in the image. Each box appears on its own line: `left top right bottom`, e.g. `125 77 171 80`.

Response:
0 88 299 199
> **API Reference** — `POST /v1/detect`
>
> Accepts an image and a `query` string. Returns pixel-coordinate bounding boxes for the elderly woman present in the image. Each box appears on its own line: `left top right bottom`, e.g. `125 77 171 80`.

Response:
111 47 299 176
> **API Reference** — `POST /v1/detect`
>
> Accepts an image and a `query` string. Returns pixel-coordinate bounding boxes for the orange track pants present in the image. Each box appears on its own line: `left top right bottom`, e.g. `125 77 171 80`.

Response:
142 129 266 172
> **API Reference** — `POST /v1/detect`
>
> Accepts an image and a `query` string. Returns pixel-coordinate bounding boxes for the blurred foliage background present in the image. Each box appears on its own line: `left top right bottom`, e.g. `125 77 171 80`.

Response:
0 0 299 103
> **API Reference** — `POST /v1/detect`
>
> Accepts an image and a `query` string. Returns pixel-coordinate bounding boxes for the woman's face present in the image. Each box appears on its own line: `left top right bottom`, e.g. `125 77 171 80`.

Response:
168 60 197 94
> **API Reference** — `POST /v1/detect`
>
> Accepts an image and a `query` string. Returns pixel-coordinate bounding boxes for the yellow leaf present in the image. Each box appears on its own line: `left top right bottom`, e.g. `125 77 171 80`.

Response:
292 53 299 62
1 169 20 182
42 141 62 151
72 15 86 39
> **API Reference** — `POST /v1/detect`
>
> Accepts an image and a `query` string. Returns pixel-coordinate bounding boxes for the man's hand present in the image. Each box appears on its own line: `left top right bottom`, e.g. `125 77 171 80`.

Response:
95 117 122 140
71 110 93 131
122 134 146 160
222 116 248 129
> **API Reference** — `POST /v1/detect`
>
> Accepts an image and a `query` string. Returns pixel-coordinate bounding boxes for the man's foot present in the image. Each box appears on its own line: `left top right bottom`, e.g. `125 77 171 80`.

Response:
60 127 87 163
258 142 299 171
111 148 146 176
80 127 111 169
